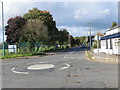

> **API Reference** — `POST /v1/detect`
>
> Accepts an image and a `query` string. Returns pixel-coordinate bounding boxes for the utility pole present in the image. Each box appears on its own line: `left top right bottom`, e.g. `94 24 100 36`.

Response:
68 35 71 48
97 33 99 56
88 23 92 50
1 1 5 57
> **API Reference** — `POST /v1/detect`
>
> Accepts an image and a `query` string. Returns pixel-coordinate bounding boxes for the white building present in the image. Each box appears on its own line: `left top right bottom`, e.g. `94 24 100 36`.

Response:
100 26 120 55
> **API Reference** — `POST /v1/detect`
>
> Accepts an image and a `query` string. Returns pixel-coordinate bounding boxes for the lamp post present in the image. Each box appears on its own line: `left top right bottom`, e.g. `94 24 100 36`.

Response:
0 1 5 57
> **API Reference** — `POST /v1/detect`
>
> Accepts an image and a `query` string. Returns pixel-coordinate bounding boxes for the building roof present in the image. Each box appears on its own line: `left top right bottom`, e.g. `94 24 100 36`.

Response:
105 26 120 33
101 32 120 40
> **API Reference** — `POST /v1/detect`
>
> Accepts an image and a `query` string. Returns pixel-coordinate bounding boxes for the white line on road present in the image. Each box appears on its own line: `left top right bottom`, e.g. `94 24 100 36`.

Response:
70 57 75 59
11 67 29 75
64 56 75 59
59 63 70 70
27 62 48 65
27 64 55 70
64 56 69 58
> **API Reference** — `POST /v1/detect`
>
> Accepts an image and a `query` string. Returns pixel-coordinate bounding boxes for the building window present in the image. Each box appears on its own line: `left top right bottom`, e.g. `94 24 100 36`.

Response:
106 39 108 49
110 38 113 49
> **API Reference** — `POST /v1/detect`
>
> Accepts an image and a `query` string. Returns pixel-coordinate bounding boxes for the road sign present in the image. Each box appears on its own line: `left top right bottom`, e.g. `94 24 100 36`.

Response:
8 45 17 52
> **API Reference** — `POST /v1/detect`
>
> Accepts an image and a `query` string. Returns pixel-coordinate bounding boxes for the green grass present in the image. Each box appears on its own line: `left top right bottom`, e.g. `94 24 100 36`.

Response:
0 49 2 58
86 51 93 60
2 52 46 59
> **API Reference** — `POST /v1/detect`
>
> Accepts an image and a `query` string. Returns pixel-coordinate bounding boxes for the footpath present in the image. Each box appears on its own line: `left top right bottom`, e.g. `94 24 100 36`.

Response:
86 51 119 64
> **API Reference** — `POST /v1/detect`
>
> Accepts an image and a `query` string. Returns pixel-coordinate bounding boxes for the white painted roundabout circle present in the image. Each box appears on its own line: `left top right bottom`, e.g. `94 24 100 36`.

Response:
27 64 55 70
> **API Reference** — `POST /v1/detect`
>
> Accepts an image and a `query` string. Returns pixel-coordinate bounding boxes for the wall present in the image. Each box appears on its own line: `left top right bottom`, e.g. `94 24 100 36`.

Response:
105 27 120 36
99 37 120 55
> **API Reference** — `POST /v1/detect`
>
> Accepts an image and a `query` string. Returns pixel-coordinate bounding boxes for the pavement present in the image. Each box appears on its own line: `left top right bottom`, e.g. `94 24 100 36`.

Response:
2 47 118 88
92 52 119 64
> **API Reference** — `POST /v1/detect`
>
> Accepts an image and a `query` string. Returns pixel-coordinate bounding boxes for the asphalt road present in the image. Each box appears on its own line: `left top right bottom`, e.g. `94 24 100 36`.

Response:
2 47 118 88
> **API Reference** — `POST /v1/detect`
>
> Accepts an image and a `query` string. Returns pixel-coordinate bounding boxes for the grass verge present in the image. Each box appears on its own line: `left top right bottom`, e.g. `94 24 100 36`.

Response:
85 51 93 60
2 52 46 59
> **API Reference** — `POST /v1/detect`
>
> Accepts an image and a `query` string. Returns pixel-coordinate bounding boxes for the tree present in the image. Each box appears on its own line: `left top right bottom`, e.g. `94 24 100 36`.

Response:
69 35 75 46
58 29 69 45
5 16 26 43
74 36 84 45
23 8 58 45
20 19 49 51
111 22 117 28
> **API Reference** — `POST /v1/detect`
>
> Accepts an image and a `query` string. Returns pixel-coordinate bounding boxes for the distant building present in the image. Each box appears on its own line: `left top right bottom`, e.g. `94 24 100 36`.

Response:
100 26 120 55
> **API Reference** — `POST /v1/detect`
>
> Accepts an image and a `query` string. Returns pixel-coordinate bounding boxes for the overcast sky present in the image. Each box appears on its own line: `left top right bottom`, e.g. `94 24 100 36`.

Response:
0 0 118 42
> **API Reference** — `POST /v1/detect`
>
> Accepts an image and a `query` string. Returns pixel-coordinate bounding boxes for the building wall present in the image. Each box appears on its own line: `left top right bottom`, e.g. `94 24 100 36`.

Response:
112 38 120 55
100 37 120 55
105 27 120 36
101 40 106 52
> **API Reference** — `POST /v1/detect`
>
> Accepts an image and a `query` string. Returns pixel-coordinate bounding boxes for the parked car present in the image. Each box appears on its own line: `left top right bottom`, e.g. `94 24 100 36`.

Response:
81 44 86 48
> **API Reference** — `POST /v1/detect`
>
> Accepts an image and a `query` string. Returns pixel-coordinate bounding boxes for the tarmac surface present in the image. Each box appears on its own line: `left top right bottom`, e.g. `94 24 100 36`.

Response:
2 47 118 88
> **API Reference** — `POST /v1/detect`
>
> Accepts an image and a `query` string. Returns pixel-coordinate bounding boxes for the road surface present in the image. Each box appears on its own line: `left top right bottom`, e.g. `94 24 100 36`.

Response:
2 47 118 88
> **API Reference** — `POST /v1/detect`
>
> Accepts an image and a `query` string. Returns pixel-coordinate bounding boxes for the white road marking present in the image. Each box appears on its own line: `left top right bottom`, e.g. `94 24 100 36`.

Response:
11 67 29 75
27 64 55 70
70 57 75 59
27 62 47 65
64 56 69 58
64 52 75 59
59 63 70 70
64 56 75 59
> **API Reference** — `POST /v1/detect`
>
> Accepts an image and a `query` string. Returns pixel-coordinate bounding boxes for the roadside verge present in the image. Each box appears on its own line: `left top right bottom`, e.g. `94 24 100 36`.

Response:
85 51 119 64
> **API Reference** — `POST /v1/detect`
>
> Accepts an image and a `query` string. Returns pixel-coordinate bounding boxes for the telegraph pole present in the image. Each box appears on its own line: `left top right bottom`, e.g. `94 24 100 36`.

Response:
88 23 92 50
97 32 100 56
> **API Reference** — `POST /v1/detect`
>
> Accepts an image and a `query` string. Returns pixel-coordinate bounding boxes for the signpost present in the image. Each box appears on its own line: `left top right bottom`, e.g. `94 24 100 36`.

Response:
8 45 17 53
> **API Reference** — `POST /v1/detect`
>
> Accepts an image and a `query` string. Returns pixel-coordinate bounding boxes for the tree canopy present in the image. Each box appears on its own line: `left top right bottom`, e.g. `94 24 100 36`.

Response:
111 22 117 28
5 16 26 43
23 8 58 45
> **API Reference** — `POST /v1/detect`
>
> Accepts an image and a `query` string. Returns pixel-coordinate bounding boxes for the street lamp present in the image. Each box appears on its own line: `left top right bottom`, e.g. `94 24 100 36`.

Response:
0 1 5 57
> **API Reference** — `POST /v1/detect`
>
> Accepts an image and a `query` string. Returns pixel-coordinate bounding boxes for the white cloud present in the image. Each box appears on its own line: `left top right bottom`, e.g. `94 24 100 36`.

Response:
58 26 108 37
58 26 90 36
98 9 110 15
81 9 89 15
74 15 81 19
74 10 80 19
74 9 88 19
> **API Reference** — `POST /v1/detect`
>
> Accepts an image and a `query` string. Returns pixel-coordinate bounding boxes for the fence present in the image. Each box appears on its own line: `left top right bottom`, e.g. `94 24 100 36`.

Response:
0 42 69 58
0 42 54 57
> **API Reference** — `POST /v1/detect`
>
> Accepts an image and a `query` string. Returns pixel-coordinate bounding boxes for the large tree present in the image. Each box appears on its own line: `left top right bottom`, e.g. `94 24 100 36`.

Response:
23 8 58 45
5 16 26 43
19 19 49 51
